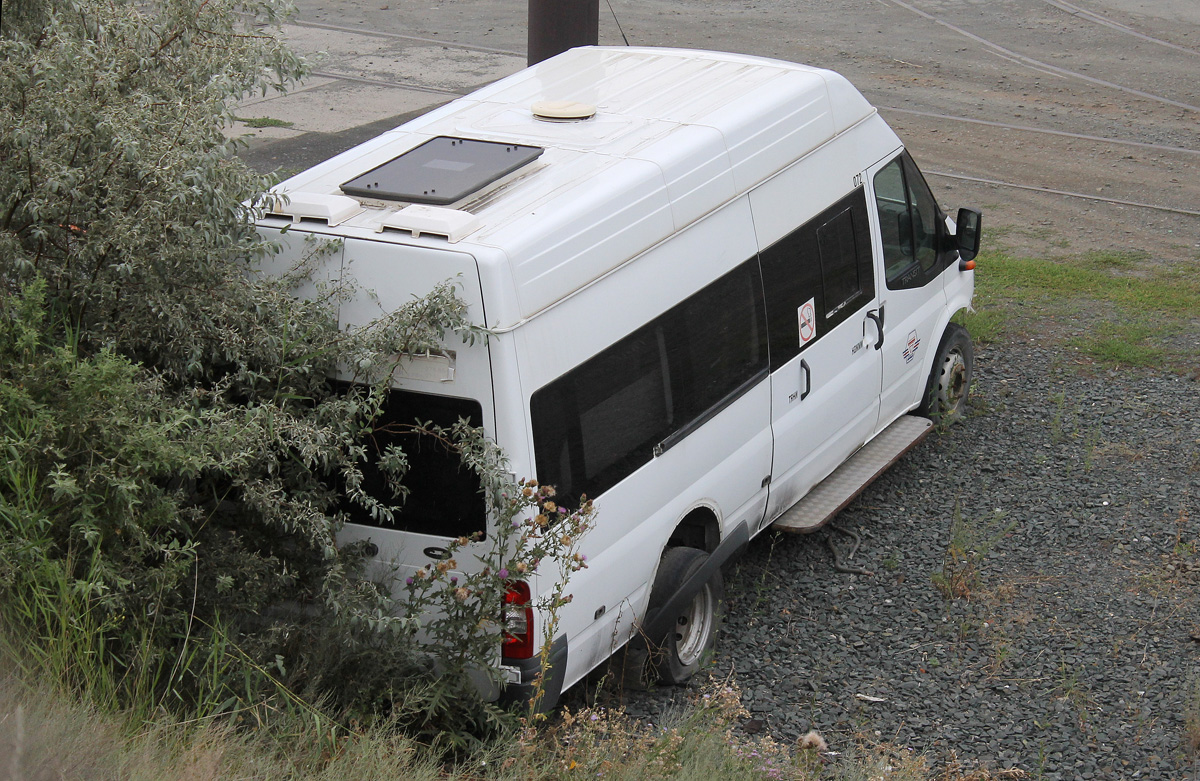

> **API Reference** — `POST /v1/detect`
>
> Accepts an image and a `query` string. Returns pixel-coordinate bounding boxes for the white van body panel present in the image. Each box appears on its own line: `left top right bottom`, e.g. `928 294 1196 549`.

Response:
256 46 974 704
745 125 901 518
512 195 773 683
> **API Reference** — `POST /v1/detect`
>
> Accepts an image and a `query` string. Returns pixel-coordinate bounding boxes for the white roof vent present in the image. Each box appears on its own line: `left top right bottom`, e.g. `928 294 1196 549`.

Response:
531 100 597 121
267 192 363 226
379 204 481 243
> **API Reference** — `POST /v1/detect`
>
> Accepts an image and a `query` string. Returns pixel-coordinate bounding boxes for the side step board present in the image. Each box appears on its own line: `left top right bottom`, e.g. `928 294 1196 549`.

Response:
772 415 934 534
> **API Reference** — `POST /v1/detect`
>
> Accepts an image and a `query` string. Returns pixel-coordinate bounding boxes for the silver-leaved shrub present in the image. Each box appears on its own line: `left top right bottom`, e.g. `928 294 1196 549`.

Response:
0 0 587 743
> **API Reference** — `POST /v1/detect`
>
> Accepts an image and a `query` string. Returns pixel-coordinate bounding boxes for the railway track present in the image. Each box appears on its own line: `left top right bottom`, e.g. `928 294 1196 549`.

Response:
882 0 1200 114
1036 0 1199 56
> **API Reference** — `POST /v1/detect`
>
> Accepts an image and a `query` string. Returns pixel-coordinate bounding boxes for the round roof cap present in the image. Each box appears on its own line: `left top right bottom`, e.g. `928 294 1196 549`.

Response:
531 100 597 121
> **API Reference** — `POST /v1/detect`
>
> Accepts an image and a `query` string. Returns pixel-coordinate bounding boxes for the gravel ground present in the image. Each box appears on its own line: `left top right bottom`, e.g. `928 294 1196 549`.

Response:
603 339 1200 779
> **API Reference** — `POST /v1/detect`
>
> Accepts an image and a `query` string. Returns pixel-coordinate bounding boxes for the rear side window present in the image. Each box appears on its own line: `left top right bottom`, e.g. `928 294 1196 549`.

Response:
816 205 868 319
533 326 671 504
532 259 767 504
337 386 486 538
759 188 875 369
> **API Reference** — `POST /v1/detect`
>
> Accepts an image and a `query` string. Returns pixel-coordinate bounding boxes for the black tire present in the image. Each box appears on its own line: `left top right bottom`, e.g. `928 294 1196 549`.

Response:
918 322 974 423
644 547 724 685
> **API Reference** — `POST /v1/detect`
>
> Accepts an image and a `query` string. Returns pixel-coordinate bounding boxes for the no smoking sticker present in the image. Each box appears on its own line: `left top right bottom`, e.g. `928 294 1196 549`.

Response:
798 298 817 344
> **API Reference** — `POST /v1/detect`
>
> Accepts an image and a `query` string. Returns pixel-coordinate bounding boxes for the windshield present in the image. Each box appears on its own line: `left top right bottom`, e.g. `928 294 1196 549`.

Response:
340 386 486 539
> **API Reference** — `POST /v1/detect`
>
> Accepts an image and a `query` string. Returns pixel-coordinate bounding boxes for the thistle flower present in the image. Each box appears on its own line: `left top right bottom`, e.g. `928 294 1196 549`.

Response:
798 730 828 752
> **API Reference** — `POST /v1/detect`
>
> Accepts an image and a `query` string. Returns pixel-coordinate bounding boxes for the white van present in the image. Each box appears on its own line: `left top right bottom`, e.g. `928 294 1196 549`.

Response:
257 46 981 708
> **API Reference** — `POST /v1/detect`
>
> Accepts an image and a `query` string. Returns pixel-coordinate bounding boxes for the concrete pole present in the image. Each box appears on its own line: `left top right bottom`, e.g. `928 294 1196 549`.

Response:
527 0 599 66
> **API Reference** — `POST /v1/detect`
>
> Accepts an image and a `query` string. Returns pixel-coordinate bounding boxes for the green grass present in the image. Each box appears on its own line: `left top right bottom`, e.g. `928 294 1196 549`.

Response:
235 116 295 129
1070 323 1165 368
955 307 1006 347
978 250 1199 313
966 249 1200 371
931 505 1016 602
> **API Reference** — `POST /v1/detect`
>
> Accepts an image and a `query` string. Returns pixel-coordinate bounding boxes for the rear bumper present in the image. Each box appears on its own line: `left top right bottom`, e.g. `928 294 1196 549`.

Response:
499 634 569 712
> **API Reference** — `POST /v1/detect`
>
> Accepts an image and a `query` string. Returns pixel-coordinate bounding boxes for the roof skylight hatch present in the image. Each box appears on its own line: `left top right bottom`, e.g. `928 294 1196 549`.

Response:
340 136 544 206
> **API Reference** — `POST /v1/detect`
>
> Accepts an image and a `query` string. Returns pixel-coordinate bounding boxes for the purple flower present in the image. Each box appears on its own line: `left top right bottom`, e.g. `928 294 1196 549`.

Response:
498 568 508 579
450 576 458 585
405 577 414 586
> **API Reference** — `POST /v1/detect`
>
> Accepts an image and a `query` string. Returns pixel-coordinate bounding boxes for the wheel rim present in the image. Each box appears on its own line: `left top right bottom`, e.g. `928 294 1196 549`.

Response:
938 349 968 413
674 584 714 667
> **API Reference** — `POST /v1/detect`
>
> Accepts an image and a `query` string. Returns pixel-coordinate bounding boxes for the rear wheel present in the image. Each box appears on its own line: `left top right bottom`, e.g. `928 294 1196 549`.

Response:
646 546 723 685
919 323 974 423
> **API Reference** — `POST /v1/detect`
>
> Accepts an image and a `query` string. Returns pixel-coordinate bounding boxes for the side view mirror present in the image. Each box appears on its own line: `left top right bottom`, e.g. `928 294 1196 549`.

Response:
955 207 982 263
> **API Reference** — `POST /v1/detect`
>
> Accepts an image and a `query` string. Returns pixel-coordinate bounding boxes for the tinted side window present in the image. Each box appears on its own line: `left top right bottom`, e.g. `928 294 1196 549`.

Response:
668 262 767 423
903 154 941 274
760 188 875 370
532 260 767 503
759 217 821 371
568 324 672 500
817 203 873 324
876 152 943 291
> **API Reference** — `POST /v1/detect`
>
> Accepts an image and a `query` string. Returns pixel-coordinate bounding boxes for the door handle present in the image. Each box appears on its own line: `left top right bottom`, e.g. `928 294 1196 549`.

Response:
866 310 884 351
800 359 811 400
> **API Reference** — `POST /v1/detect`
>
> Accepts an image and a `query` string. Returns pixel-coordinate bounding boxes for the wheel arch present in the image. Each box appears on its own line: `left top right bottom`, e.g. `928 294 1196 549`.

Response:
667 504 721 554
916 304 971 405
918 316 975 421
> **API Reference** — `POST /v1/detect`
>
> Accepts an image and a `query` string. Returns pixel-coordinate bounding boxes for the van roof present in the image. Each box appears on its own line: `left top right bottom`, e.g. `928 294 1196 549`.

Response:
267 46 882 323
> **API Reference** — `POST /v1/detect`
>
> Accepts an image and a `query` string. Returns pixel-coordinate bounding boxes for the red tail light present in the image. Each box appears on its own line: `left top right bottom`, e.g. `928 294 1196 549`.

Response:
502 581 535 660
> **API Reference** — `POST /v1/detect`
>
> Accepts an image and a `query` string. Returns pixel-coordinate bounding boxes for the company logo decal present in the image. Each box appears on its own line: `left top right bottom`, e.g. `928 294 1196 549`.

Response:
903 330 920 364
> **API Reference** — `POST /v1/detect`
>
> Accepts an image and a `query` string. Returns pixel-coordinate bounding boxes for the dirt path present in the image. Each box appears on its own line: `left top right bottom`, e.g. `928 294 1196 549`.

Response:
286 0 1200 261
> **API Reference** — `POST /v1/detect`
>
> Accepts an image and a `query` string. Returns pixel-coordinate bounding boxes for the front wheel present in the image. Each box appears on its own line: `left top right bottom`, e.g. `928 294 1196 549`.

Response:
918 322 974 423
646 547 724 685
